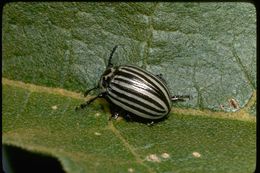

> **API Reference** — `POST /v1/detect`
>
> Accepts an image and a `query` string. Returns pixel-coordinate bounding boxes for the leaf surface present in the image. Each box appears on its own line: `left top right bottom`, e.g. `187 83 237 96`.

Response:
2 2 256 173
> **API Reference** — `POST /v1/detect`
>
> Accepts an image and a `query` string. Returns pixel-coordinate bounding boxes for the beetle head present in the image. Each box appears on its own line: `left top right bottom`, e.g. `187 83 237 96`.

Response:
99 67 116 92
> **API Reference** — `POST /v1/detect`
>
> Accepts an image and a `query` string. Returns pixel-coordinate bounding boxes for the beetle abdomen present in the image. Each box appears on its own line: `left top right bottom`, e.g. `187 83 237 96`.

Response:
106 65 171 120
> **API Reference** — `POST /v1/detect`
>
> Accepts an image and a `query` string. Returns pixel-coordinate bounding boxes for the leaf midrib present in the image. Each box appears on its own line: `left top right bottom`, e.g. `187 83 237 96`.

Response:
2 77 256 122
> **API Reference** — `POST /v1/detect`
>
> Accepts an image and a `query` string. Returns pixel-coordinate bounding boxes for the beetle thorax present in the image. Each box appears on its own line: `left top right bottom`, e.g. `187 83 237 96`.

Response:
99 67 116 92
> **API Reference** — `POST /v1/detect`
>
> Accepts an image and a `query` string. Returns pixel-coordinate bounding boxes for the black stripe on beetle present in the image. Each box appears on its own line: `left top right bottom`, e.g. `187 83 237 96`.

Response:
116 66 171 109
76 46 190 123
109 81 166 111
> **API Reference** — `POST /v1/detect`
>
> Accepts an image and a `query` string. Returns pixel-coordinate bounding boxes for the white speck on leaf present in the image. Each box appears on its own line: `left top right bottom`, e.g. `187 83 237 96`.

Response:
161 152 170 159
146 154 161 163
94 132 101 136
128 168 134 173
192 152 201 158
51 105 58 110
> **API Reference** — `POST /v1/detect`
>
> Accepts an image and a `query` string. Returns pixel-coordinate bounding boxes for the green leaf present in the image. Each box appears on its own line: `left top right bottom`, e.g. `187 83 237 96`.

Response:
3 2 256 112
2 81 256 172
3 2 256 173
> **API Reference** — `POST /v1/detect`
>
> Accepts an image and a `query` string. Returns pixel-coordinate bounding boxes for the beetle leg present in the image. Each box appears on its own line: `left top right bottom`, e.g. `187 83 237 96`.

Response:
108 102 125 120
156 74 167 84
156 73 163 78
147 121 154 126
124 113 134 121
109 112 119 120
75 93 104 111
171 95 191 102
83 86 99 97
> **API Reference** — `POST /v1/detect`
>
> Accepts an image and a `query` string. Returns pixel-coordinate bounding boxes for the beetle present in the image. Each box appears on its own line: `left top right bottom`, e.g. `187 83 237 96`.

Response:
76 46 190 123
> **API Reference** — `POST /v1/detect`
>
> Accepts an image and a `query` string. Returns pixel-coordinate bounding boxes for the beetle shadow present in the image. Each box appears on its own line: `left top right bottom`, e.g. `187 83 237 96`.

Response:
108 103 169 125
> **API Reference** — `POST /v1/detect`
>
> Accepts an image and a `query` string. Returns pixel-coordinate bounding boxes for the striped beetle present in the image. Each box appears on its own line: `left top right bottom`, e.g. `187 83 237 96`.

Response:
76 46 190 123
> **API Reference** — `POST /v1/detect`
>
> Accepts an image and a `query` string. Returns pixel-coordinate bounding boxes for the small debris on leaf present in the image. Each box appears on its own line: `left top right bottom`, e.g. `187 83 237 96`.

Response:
94 132 101 136
192 152 201 158
95 113 101 117
219 104 225 110
161 152 170 159
51 105 58 110
229 98 239 109
145 154 161 163
128 168 134 173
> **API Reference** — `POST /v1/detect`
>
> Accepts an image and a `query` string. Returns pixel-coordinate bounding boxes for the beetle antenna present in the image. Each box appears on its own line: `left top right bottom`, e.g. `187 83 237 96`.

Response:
84 86 99 97
171 95 191 102
107 45 118 69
